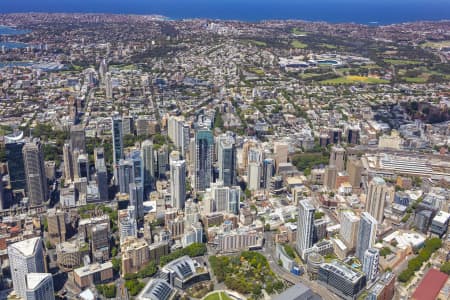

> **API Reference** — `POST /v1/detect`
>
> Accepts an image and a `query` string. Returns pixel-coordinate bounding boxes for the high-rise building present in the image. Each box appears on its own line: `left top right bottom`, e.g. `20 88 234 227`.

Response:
130 150 144 187
329 146 346 172
25 273 55 300
217 133 236 186
318 260 366 300
91 223 110 262
296 199 315 259
121 237 150 275
112 116 123 185
5 131 26 191
63 143 74 183
118 159 133 195
70 124 86 152
77 154 89 180
157 145 169 179
247 161 261 191
362 248 380 283
129 183 144 219
324 165 337 190
356 212 378 261
168 116 190 156
347 157 362 191
99 58 107 83
8 237 45 299
47 209 66 245
339 211 360 250
122 115 134 135
262 158 275 190
366 177 391 223
274 142 289 172
141 140 155 192
170 160 186 210
94 147 108 202
119 207 137 243
23 140 48 206
194 128 214 191
105 72 113 99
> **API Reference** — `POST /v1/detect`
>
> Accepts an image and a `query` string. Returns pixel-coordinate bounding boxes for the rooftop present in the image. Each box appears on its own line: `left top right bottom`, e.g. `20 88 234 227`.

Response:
9 237 41 257
26 273 52 290
412 269 448 300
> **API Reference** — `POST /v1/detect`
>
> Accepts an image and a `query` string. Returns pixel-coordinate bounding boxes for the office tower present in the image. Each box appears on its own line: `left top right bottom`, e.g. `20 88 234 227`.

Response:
94 147 108 202
23 140 48 206
135 116 151 137
328 128 343 145
340 211 360 250
217 133 236 186
44 161 56 181
170 160 186 210
105 72 113 99
130 150 144 187
296 199 315 259
168 116 190 156
122 115 134 135
241 141 255 169
157 145 169 179
70 124 86 152
25 273 55 300
47 210 66 245
366 177 392 223
5 131 26 191
99 58 107 83
119 206 137 243
362 248 380 283
91 223 110 262
356 212 378 261
211 181 229 212
313 218 327 243
77 154 89 180
329 145 346 172
118 159 133 194
129 183 144 219
346 126 360 145
318 260 366 300
63 143 73 183
141 140 155 191
194 128 214 191
184 199 200 227
228 187 240 215
112 116 123 185
347 157 362 190
8 237 45 299
247 161 262 191
323 165 337 190
262 158 275 189
274 142 289 171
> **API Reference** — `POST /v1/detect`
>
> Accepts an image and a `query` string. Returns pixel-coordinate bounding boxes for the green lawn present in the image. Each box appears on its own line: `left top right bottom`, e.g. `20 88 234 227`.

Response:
319 43 337 49
403 77 427 83
203 292 233 300
291 40 308 49
292 28 308 36
384 59 423 65
320 75 389 84
245 39 267 47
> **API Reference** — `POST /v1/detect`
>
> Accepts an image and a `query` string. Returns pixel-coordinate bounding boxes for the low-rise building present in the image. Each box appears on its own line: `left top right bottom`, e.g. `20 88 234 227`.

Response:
73 262 113 289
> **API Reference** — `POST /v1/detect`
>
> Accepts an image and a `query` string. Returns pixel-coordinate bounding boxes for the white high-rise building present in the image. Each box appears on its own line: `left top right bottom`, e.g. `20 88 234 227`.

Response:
170 160 186 209
362 248 380 282
366 177 391 223
339 211 360 250
8 237 45 299
26 273 55 300
356 212 378 261
22 140 48 206
296 199 315 259
105 72 113 99
168 116 190 156
248 162 261 191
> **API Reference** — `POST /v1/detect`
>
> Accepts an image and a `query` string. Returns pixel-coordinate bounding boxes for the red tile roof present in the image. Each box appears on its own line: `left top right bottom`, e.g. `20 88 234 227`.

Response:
412 269 448 300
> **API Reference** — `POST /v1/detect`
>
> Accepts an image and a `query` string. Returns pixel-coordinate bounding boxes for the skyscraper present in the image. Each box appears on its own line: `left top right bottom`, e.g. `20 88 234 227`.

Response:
262 158 275 190
157 145 169 179
5 131 26 191
170 160 186 209
362 248 380 283
76 154 89 180
347 157 362 191
274 142 289 172
217 133 236 186
105 72 113 99
194 128 214 191
356 212 378 261
296 199 316 259
118 159 133 194
112 116 123 185
129 183 144 219
94 147 108 202
329 146 346 172
25 273 55 300
70 124 86 152
247 161 261 191
366 177 391 223
63 142 74 183
23 140 48 206
8 237 46 299
141 140 155 192
340 211 360 250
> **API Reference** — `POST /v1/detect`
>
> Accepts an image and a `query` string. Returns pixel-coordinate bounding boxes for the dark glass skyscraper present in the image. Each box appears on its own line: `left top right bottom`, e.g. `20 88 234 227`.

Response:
5 135 26 191
217 133 236 187
112 116 123 185
194 128 214 191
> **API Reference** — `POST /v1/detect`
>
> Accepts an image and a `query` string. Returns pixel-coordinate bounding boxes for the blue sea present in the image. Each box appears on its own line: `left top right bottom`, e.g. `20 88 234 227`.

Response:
0 0 449 24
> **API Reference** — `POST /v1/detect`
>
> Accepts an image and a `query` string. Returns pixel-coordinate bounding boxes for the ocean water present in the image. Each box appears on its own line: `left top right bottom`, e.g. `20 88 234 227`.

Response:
0 0 449 24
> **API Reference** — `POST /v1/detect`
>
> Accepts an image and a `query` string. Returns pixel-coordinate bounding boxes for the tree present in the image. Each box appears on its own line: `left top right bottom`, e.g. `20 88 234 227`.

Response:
112 257 121 274
440 262 450 275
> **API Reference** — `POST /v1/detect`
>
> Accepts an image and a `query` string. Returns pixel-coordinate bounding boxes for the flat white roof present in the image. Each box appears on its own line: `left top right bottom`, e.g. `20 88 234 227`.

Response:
433 211 450 225
10 237 41 257
26 273 51 290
